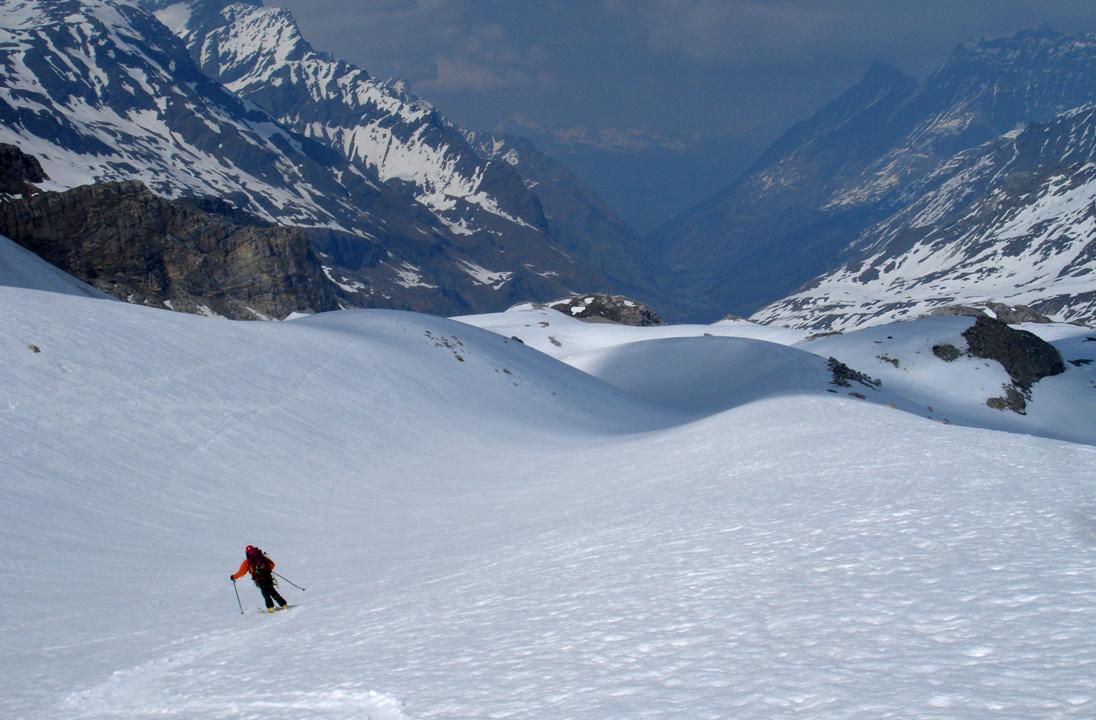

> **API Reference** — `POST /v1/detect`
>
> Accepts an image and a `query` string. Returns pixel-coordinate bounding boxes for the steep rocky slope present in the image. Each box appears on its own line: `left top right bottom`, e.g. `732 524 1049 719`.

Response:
0 143 47 197
756 105 1096 329
465 131 658 297
0 0 645 317
655 28 1096 321
0 177 338 319
147 0 653 307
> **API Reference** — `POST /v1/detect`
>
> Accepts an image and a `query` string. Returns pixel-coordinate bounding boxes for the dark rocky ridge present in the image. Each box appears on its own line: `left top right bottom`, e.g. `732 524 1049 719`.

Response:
0 179 338 319
549 294 664 326
827 358 882 390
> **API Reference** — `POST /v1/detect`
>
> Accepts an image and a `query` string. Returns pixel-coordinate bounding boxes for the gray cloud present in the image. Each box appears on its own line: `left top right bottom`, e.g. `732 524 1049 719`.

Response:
421 55 532 92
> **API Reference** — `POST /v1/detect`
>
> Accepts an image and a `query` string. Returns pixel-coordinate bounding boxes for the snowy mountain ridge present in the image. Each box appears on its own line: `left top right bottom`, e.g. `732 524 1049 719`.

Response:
825 27 1096 211
0 0 481 315
0 0 652 317
158 0 546 232
0 0 363 224
655 26 1096 322
756 103 1096 329
149 0 662 308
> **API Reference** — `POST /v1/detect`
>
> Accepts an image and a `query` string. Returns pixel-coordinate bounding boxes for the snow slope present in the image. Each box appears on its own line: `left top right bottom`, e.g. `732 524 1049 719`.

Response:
459 305 1096 445
798 317 1096 446
0 234 109 299
565 336 917 417
4 260 1096 718
457 303 808 359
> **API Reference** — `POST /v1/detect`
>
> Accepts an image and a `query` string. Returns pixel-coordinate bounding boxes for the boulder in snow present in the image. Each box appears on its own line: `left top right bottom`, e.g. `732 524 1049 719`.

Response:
549 294 664 326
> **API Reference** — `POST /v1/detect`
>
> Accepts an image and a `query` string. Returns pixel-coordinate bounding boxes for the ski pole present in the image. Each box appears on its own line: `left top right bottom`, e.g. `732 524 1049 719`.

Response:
272 571 306 591
232 578 244 614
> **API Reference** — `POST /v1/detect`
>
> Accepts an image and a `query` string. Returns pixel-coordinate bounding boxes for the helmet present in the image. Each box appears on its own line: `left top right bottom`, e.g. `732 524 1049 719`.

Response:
245 545 255 553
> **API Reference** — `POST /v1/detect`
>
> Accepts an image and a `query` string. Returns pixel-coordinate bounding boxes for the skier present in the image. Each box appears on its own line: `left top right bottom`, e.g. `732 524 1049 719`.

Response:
230 545 288 612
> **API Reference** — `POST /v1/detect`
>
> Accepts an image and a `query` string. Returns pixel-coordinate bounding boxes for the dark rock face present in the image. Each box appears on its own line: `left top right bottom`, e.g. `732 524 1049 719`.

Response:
0 181 338 320
962 316 1066 391
986 386 1030 413
961 316 1066 413
549 294 664 326
827 358 881 390
932 344 962 362
0 144 47 197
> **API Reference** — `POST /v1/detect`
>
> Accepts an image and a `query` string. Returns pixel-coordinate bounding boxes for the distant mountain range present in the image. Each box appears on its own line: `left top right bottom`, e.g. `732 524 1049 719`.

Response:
654 27 1096 326
1 1 1092 328
756 104 1096 329
0 0 652 316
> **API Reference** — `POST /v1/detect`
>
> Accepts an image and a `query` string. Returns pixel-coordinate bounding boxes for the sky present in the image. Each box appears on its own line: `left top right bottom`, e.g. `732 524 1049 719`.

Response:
268 0 1096 232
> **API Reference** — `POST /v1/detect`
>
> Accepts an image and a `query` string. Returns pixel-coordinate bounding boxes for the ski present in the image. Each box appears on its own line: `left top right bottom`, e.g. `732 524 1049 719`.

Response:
256 605 293 614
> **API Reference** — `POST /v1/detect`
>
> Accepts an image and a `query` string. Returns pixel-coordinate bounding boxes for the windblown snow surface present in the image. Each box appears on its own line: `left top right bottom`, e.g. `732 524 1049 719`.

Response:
5 250 1096 719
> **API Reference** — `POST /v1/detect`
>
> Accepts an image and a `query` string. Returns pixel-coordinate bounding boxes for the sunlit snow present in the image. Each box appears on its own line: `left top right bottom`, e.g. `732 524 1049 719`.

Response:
3 240 1096 719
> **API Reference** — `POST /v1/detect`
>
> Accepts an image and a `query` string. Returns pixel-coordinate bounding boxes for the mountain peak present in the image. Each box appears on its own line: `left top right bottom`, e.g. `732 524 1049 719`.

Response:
859 61 913 87
140 0 260 11
949 24 1096 64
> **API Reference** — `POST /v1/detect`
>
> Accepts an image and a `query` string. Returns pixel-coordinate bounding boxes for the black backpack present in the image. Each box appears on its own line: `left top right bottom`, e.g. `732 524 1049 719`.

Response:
246 547 272 580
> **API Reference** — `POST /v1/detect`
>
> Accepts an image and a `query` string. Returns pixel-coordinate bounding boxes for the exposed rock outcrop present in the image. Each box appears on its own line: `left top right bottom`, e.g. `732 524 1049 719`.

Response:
932 343 962 362
927 317 1065 413
0 180 338 320
962 316 1066 392
827 358 882 390
0 144 46 197
927 302 1053 324
549 294 664 326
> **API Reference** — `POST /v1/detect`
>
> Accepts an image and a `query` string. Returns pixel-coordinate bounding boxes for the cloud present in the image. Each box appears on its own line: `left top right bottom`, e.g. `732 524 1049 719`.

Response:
506 115 698 152
421 55 534 92
604 0 865 67
605 0 1096 76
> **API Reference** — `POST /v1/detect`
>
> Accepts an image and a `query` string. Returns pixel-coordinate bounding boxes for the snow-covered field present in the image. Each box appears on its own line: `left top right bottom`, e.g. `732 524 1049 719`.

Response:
5 244 1096 719
460 303 1096 446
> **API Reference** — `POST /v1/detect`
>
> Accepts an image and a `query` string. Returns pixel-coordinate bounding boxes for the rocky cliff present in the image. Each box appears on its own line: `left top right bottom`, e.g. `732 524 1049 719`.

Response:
0 178 338 319
0 143 47 198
